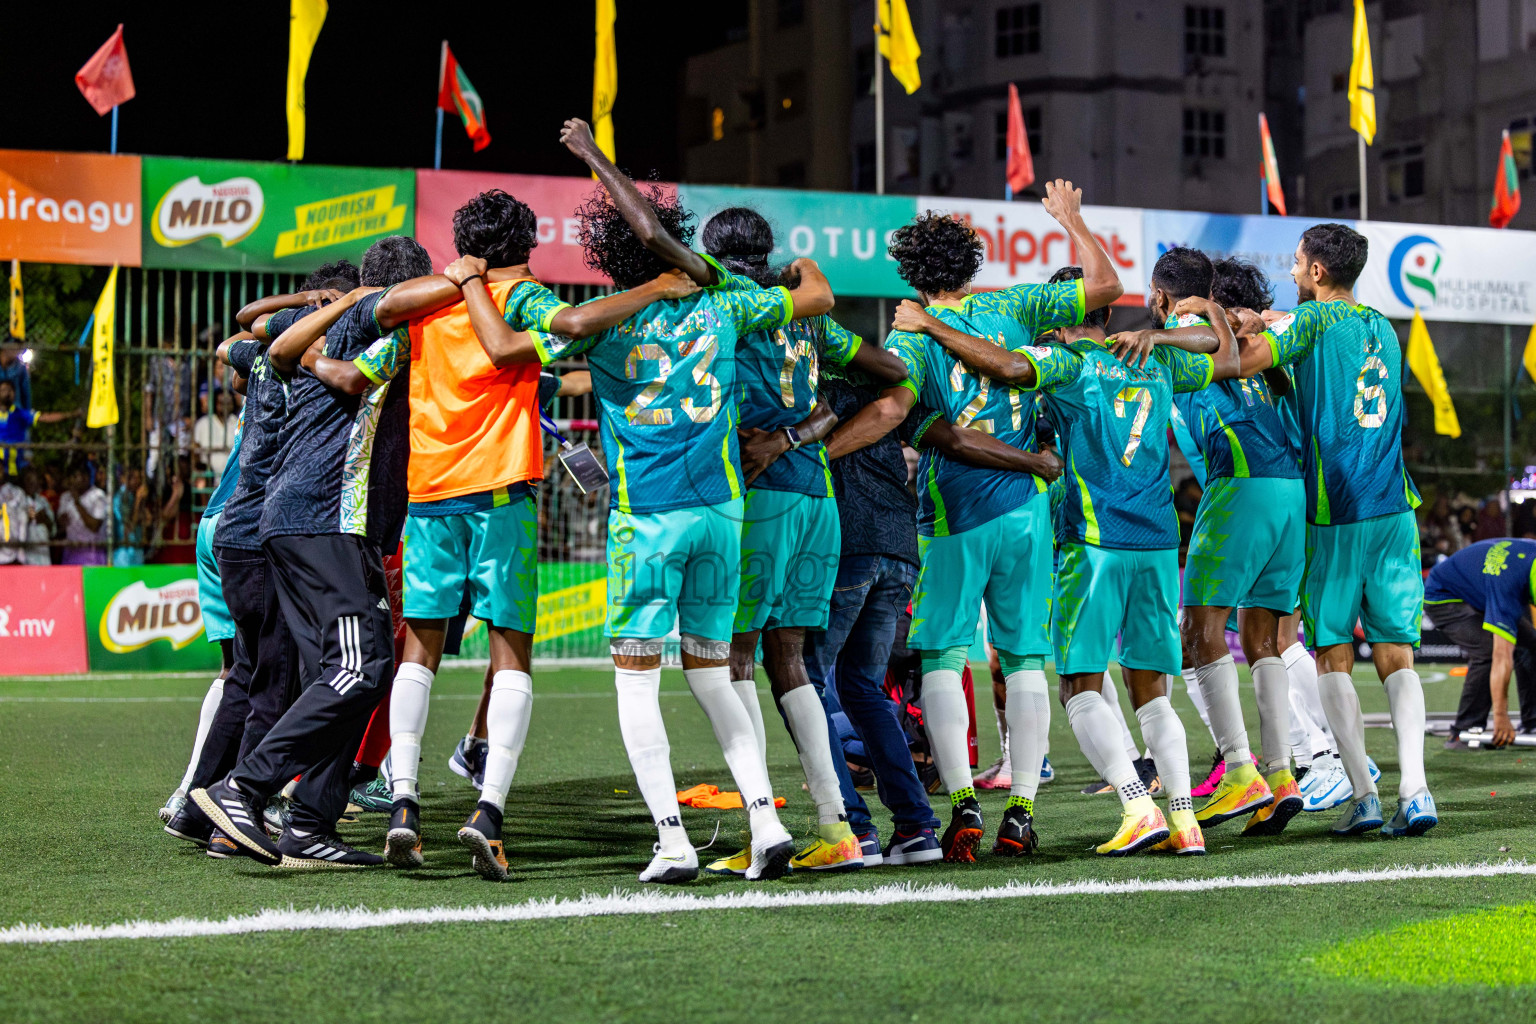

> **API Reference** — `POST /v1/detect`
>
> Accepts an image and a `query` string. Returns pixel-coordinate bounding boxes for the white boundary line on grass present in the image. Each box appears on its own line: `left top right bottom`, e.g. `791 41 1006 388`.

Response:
0 692 698 704
3 860 1531 946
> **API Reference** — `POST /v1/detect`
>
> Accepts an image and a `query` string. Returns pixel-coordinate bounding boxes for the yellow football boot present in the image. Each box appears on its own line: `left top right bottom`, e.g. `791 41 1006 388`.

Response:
1195 761 1273 827
1095 799 1170 856
789 833 865 872
1242 769 1304 836
703 847 753 876
1152 808 1207 855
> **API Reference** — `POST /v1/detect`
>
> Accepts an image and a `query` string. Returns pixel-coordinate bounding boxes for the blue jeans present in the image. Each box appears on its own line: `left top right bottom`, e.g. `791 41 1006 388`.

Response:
803 554 938 834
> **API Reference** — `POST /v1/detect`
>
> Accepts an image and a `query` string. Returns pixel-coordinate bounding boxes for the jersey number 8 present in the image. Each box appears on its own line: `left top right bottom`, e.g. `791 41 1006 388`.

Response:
1354 355 1388 429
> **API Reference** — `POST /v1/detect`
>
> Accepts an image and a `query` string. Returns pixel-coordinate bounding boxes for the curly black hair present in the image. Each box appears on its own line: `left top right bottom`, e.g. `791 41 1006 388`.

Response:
1299 223 1368 288
576 184 696 290
301 259 360 292
1211 257 1275 312
701 206 778 287
360 236 433 288
1151 246 1213 301
453 189 539 267
1049 266 1109 330
888 212 985 295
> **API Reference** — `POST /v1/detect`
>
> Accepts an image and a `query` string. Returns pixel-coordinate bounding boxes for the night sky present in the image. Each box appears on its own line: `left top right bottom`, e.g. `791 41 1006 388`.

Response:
0 3 746 179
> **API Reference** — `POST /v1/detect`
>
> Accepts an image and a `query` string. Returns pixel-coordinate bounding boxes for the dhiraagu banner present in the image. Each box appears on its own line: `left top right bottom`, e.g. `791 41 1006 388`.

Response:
140 156 413 272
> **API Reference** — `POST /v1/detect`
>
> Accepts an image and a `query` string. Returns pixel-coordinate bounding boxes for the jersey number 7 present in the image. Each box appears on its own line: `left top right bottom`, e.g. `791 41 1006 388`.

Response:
1113 386 1152 466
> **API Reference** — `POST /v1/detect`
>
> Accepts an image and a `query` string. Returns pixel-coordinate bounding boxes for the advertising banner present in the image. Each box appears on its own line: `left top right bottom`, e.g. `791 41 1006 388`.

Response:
0 566 88 675
0 150 141 266
1141 211 1348 311
82 565 222 672
1354 221 1536 326
141 157 413 273
442 562 608 663
917 196 1146 304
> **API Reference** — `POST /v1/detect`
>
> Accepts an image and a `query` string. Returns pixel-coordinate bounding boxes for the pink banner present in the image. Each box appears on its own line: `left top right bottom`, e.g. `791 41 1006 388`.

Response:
415 170 676 286
1 566 88 675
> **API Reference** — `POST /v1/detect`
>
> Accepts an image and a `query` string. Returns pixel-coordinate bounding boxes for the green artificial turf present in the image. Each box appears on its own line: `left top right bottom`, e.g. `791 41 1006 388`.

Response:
1 663 1534 1022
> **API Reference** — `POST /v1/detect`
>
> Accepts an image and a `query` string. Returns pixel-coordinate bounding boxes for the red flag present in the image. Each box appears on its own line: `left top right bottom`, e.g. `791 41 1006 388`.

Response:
1005 83 1034 194
1491 129 1522 229
75 24 135 116
1259 112 1288 216
438 42 491 153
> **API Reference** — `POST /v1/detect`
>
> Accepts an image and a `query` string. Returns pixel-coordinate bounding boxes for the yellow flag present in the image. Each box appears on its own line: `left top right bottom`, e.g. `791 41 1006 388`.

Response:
8 260 22 340
1348 0 1375 144
86 266 119 430
1523 322 1536 382
592 0 618 169
878 0 921 95
286 0 328 161
1407 309 1458 438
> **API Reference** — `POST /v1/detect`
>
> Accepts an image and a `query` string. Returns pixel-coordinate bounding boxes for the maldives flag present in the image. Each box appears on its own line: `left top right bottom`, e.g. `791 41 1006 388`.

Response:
1005 83 1034 193
75 24 135 116
438 42 490 152
1491 128 1521 229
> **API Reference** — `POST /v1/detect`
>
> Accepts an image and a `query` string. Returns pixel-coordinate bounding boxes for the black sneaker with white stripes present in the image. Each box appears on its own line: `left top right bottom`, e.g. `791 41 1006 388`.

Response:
276 830 385 869
163 799 215 847
192 780 281 865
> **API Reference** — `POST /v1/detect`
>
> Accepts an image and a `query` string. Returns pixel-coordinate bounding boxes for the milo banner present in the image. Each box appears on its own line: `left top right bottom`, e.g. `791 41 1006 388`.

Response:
141 156 414 272
443 562 608 663
82 565 222 672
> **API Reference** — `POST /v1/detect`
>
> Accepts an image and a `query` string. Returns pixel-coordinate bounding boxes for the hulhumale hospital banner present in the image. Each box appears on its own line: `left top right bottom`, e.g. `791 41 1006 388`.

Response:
141 157 413 273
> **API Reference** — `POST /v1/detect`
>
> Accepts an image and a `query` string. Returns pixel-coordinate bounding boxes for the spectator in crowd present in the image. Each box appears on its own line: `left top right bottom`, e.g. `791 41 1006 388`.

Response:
113 465 150 566
192 385 238 486
0 380 76 476
1422 493 1464 554
56 464 108 565
19 466 54 565
0 464 24 565
1478 495 1507 545
0 338 30 409
143 334 193 483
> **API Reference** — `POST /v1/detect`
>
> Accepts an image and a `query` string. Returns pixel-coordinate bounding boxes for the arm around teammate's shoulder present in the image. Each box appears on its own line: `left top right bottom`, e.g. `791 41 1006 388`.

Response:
784 259 834 319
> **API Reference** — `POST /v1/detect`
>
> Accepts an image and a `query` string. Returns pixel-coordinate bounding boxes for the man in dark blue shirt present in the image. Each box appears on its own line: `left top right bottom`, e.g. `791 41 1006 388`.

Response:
1425 538 1536 748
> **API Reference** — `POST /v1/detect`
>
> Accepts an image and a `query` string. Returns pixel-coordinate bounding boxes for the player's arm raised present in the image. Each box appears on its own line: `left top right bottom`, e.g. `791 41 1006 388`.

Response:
824 384 916 460
891 300 1037 388
1039 178 1123 312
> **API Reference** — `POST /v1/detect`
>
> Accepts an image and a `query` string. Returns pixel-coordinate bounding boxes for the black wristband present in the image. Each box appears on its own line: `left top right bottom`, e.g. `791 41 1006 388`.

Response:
457 274 484 289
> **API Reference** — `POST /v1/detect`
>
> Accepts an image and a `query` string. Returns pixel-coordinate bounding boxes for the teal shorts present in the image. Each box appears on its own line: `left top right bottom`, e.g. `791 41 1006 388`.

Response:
401 496 538 632
910 497 1052 656
1184 476 1305 613
1054 542 1180 675
1302 510 1423 648
196 512 235 644
734 488 840 634
607 498 743 642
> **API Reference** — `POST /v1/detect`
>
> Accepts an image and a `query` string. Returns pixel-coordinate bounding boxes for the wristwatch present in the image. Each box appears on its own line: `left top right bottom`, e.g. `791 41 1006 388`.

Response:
783 426 804 451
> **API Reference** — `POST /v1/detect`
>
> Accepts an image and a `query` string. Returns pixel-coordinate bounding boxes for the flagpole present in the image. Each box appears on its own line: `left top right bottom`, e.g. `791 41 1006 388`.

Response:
874 20 886 341
110 105 118 155
435 108 444 171
435 40 447 171
1358 134 1367 221
1005 145 1013 202
1505 324 1514 533
1258 114 1266 215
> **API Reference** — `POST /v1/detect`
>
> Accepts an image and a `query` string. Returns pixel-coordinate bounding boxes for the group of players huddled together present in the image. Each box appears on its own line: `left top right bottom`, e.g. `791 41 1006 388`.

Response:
155 116 1437 884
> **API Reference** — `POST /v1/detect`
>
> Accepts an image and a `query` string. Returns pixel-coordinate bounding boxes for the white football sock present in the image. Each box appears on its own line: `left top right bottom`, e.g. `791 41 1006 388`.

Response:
1249 656 1291 774
1100 671 1140 761
777 684 845 826
994 703 1010 761
479 670 533 811
1317 670 1376 798
1383 668 1429 799
922 668 974 796
1194 654 1251 770
731 677 768 761
1136 695 1192 809
178 675 226 792
688 666 779 824
1005 670 1050 801
615 666 687 852
1284 642 1333 757
1180 665 1218 744
1065 690 1146 809
388 661 435 800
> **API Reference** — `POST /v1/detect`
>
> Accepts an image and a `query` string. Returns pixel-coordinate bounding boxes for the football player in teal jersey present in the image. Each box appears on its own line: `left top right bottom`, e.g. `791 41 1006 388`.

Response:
555 118 836 883
825 179 1122 861
694 207 911 876
1235 223 1435 838
1139 248 1303 837
898 262 1241 857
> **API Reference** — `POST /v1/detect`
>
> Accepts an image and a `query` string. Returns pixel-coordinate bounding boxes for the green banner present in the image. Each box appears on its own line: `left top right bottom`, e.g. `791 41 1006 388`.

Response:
82 565 222 672
677 185 912 297
441 562 608 663
141 157 414 272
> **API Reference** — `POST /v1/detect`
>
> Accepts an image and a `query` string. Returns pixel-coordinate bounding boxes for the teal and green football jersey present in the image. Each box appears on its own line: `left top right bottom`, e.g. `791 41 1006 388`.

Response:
1022 337 1215 550
535 273 793 514
1165 313 1299 483
885 278 1085 537
1260 299 1422 525
501 279 573 333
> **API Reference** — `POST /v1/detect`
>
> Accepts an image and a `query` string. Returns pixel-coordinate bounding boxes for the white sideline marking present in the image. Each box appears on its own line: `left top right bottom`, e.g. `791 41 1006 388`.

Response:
3 860 1531 946
0 692 698 704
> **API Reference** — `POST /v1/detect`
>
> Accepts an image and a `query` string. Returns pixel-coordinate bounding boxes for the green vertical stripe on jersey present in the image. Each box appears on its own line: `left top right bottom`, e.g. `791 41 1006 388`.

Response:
926 460 950 537
1216 411 1249 478
1075 462 1100 546
1313 438 1330 525
614 434 632 513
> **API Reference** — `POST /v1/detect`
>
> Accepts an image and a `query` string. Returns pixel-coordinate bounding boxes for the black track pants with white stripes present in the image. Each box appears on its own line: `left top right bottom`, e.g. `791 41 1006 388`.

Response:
230 534 394 833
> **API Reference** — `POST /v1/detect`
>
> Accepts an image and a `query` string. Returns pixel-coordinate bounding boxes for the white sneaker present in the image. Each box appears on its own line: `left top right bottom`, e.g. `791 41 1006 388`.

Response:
1301 754 1352 812
638 843 698 884
974 754 1012 790
746 826 795 881
159 788 187 824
